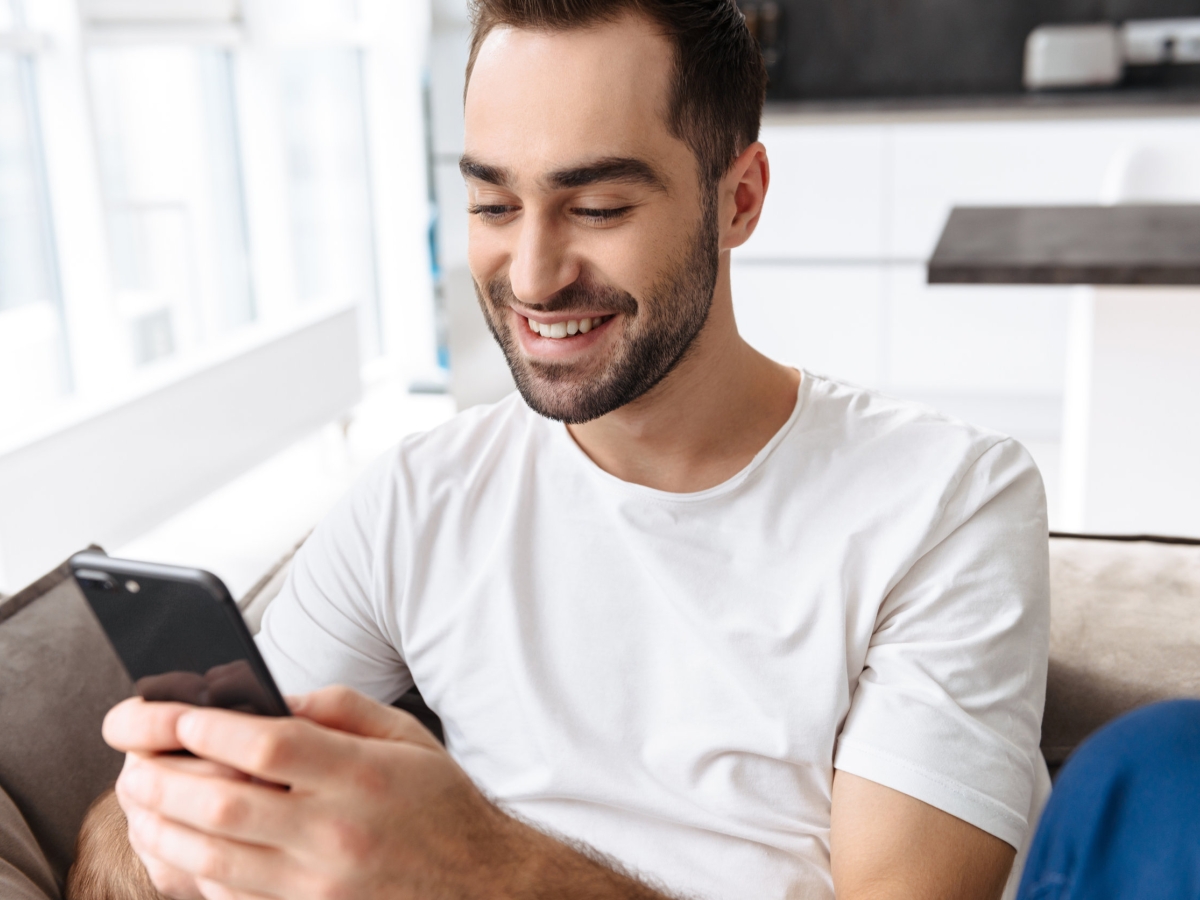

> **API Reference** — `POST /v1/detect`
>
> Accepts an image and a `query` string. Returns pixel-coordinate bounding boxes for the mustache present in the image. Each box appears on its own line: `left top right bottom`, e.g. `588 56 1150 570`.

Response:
485 275 639 317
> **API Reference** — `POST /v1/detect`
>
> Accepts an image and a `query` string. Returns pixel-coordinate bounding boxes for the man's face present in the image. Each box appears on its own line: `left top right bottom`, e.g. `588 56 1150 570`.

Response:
462 16 719 423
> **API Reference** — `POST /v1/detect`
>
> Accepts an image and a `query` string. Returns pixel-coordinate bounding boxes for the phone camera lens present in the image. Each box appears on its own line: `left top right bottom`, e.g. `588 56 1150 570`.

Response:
75 569 116 592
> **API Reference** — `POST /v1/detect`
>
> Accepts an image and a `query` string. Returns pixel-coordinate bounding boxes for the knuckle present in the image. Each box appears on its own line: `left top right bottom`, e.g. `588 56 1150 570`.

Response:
248 726 295 772
141 859 175 893
120 765 163 808
131 812 162 852
323 814 376 867
143 859 194 898
205 792 249 830
194 841 230 882
346 758 388 797
325 684 357 705
311 875 354 900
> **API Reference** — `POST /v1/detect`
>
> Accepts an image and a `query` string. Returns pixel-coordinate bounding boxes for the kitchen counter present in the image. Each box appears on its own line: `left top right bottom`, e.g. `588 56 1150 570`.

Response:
764 88 1200 125
925 202 1200 537
927 205 1200 285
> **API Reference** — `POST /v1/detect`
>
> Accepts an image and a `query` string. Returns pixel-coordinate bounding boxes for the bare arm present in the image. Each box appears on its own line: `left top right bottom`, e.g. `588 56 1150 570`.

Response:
831 770 1015 900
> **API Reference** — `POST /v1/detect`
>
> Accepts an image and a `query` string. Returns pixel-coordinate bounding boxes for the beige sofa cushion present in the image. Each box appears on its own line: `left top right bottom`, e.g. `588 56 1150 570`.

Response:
1044 535 1200 764
0 554 133 890
237 534 308 635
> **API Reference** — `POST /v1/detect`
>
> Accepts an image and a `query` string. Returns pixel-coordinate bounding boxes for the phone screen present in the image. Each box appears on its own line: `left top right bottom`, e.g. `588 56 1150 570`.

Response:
73 555 289 717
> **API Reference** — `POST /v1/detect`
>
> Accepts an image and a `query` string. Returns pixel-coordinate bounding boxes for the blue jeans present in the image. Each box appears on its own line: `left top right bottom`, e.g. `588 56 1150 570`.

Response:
1018 699 1200 899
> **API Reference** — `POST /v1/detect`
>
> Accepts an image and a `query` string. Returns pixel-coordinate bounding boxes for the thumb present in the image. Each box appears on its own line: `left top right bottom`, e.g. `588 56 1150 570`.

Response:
288 686 441 748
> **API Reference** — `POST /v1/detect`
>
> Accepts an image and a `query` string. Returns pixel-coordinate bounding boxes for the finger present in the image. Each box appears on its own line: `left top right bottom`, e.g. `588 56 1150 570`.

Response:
175 708 360 788
119 754 295 847
104 697 194 753
115 750 249 819
125 805 293 899
196 877 277 900
113 789 206 900
137 850 206 900
292 685 441 747
150 753 250 783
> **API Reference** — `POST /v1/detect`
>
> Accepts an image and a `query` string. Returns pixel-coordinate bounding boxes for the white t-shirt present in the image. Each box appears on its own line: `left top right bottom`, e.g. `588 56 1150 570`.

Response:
257 372 1051 900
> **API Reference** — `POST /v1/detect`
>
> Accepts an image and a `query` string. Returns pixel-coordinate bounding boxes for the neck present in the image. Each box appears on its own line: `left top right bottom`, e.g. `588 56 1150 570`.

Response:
566 253 801 493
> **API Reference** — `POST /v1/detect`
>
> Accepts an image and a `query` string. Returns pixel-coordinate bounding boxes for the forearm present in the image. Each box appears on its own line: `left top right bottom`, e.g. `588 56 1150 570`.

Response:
495 813 683 900
107 690 694 900
67 787 167 900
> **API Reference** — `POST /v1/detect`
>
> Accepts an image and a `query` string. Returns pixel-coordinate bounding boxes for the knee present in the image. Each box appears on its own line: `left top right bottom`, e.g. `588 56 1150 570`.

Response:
1062 698 1200 788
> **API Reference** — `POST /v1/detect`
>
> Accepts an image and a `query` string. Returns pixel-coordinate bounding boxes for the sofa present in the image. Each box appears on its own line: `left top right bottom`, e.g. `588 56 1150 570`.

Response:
1 533 1197 898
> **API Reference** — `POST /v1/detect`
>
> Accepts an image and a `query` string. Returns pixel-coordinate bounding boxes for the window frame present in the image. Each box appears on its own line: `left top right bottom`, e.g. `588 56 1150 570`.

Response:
0 0 436 593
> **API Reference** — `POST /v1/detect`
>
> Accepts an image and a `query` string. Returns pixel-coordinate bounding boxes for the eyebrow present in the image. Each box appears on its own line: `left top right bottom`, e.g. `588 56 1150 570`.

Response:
459 156 511 187
458 154 668 193
544 157 668 192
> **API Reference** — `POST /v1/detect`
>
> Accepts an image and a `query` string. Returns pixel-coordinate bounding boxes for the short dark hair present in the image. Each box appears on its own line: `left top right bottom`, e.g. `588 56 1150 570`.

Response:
465 0 767 186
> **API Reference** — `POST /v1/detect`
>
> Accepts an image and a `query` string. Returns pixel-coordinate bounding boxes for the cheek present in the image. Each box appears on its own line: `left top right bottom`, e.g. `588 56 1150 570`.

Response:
585 226 680 302
466 221 508 286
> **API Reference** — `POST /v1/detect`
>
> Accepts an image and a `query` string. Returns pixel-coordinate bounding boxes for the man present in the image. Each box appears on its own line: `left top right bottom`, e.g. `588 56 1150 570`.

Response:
103 1 1050 898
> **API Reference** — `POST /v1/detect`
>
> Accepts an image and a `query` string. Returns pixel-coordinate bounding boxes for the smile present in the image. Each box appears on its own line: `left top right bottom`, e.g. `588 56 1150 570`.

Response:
524 315 614 339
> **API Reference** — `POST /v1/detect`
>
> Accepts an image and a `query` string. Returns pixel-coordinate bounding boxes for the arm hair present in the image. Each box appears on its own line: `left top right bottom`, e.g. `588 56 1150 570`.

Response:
65 787 164 900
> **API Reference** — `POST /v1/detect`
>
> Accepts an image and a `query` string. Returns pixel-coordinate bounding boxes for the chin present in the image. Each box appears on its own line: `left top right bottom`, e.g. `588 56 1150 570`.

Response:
511 367 615 424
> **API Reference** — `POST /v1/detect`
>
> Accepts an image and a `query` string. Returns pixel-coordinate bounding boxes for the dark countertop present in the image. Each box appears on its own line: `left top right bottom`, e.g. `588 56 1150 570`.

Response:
927 206 1200 285
764 88 1200 123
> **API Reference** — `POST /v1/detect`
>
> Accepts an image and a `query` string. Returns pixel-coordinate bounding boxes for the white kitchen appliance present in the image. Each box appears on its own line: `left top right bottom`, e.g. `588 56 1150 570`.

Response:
1024 23 1123 90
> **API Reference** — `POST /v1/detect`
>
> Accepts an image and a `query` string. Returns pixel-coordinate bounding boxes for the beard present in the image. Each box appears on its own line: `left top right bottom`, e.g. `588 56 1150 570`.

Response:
474 198 720 424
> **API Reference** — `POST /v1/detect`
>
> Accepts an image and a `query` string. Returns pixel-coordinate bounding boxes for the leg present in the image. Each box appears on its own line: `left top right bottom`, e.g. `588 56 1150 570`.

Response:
1018 699 1200 899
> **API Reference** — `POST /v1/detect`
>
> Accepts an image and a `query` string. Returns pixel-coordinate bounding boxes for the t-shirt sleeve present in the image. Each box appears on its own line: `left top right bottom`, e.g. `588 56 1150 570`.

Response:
834 437 1050 849
255 452 413 704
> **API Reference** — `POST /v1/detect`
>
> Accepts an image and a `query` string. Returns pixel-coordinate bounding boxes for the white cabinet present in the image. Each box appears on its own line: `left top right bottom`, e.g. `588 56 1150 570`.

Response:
885 265 1072 395
886 121 1114 259
739 124 886 260
731 263 884 386
886 116 1200 259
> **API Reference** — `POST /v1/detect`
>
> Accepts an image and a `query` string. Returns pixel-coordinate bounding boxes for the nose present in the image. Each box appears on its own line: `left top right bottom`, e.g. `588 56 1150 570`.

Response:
507 210 580 307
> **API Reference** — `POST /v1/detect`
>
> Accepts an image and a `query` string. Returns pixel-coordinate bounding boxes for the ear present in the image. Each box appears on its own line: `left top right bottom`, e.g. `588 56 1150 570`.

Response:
718 141 769 252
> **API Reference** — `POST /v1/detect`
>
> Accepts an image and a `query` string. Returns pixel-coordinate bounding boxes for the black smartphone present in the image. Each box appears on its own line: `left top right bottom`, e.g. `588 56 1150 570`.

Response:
70 551 290 717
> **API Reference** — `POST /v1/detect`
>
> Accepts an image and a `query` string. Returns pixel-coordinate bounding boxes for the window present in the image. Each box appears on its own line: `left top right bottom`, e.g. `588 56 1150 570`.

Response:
276 47 381 358
88 44 254 366
0 0 435 592
0 0 70 427
0 0 420 440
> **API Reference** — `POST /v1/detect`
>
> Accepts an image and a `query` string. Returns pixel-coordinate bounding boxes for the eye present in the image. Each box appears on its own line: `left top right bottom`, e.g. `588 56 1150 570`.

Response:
571 207 632 225
468 204 519 224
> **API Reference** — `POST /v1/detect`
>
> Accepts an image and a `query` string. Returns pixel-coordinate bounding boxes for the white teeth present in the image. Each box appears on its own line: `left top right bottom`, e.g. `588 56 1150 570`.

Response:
528 316 607 338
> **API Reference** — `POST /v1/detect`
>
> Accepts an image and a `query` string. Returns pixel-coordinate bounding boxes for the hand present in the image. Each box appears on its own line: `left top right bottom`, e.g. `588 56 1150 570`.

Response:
102 700 251 900
104 687 526 900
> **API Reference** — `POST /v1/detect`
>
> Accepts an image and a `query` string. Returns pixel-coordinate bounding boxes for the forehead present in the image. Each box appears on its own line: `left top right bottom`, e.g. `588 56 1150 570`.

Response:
464 16 685 179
